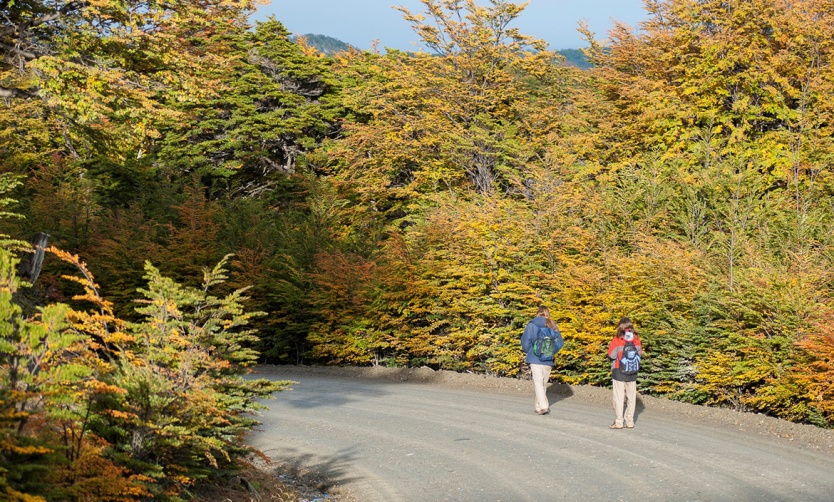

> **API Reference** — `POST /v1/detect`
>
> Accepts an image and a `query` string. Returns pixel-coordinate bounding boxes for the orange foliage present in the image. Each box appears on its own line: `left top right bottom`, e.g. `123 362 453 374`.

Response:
307 250 384 364
54 439 151 501
793 309 834 424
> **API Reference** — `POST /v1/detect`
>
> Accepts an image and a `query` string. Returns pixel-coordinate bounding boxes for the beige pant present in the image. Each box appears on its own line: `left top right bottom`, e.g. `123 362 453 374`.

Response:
531 364 551 412
612 379 637 426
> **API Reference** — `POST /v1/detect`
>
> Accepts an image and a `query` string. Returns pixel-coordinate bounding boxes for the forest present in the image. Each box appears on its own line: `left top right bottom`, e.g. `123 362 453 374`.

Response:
2 0 834 499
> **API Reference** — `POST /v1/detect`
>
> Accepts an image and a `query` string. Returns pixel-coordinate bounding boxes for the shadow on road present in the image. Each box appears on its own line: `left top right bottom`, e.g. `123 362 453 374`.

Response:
635 394 646 421
546 382 574 404
277 382 390 410
262 446 363 495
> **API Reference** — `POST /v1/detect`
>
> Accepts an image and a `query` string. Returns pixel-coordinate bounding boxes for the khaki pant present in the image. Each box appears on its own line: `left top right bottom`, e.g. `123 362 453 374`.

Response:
531 364 551 413
612 379 637 426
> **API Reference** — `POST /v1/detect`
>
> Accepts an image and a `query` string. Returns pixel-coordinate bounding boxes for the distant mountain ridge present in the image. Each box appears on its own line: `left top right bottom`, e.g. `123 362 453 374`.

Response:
293 33 591 69
556 48 591 69
289 34 353 55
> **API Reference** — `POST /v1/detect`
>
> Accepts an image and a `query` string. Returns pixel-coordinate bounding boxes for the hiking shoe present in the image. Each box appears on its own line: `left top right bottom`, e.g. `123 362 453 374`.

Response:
610 423 623 429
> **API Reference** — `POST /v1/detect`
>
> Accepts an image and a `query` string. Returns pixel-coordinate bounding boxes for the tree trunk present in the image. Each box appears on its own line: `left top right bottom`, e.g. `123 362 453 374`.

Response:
17 233 49 284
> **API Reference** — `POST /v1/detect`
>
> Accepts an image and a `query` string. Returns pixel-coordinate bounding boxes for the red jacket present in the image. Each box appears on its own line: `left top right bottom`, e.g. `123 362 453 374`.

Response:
608 334 643 371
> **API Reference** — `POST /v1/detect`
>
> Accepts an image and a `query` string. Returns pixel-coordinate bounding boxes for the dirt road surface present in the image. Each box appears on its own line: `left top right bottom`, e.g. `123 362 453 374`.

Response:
247 365 834 502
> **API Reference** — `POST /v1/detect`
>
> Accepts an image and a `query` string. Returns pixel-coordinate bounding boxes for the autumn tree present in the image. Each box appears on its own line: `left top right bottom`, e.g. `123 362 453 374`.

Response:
789 307 834 426
296 0 576 369
87 256 290 497
0 240 136 500
0 0 258 162
328 0 569 215
575 0 834 418
155 18 342 197
37 249 289 499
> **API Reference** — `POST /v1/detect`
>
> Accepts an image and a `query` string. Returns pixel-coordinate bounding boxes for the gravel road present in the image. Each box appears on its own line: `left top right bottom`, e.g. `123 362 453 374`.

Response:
246 365 834 502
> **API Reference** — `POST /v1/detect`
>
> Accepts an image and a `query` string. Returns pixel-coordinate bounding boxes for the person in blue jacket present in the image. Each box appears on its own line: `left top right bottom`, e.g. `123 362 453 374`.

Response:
521 305 560 415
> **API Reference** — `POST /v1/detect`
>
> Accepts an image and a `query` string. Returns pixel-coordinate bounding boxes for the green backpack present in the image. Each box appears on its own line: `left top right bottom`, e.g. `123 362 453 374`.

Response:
533 327 563 362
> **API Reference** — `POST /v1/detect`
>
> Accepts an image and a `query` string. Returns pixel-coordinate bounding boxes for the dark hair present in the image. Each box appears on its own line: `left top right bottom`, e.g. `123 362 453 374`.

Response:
615 317 636 338
537 305 557 329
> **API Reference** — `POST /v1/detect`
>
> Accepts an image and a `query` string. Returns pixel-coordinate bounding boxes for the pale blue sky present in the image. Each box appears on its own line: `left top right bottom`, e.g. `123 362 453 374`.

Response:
253 0 648 51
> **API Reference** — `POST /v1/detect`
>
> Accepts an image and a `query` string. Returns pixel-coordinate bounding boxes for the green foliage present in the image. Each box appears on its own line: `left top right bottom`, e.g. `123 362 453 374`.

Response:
86 255 291 497
0 174 27 252
156 17 342 195
0 248 94 500
0 242 291 500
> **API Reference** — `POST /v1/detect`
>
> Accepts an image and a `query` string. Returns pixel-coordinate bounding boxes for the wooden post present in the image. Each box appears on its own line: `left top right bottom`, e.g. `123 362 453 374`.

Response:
17 232 49 284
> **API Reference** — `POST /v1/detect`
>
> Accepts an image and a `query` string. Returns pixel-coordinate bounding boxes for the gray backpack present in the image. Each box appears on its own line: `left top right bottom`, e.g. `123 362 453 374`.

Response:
619 342 640 375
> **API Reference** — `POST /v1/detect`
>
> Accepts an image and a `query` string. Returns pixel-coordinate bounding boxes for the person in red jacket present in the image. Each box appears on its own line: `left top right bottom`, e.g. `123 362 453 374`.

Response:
607 317 643 429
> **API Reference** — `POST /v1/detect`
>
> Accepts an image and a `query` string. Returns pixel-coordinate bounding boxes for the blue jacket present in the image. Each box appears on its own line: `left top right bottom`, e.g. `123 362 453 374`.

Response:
521 316 557 366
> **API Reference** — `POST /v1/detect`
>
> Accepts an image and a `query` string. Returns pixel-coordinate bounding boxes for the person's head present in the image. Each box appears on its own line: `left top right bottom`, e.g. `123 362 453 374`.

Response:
615 317 636 338
537 305 557 329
